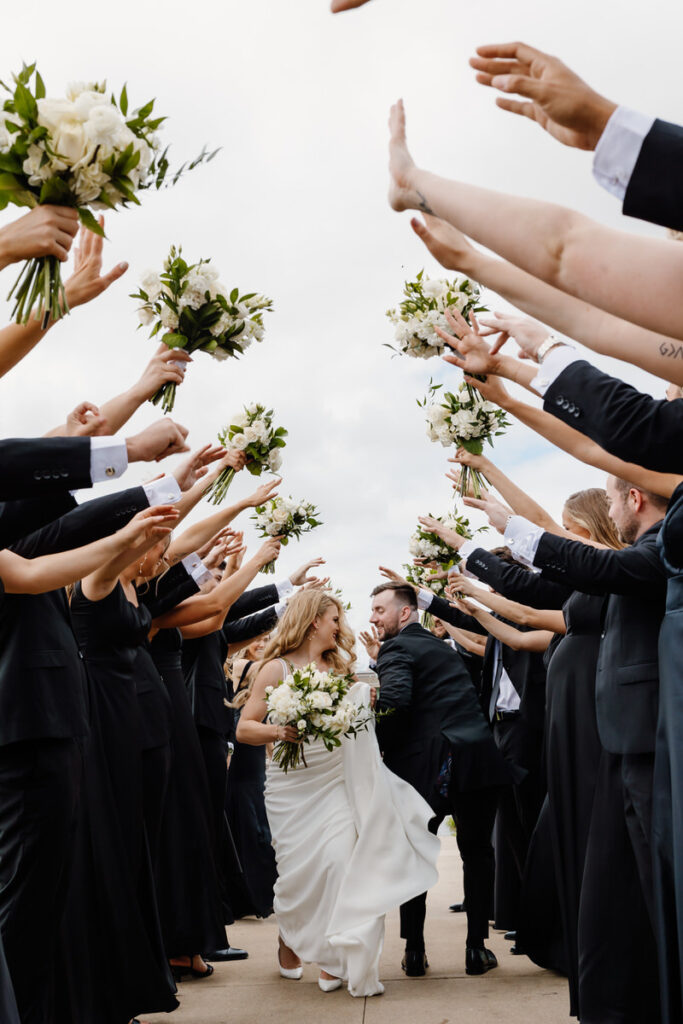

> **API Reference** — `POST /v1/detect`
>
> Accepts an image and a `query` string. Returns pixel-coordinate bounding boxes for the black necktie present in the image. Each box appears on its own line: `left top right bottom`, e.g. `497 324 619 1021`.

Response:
489 640 504 721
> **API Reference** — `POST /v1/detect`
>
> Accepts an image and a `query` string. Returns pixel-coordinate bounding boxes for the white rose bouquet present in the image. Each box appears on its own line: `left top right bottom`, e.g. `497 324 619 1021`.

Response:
386 270 485 359
265 663 371 772
131 246 273 413
207 404 287 505
409 510 476 571
251 496 322 574
404 563 448 597
420 381 509 497
0 64 217 326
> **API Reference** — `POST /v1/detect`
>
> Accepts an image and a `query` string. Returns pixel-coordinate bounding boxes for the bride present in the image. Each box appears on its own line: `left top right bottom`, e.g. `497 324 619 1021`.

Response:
236 589 440 997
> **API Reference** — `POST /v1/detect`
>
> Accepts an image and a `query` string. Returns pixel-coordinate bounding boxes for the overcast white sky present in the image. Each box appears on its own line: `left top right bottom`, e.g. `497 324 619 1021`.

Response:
2 0 681 662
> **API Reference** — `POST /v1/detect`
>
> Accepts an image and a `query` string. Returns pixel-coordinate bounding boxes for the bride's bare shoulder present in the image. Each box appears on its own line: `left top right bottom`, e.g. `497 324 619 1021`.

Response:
253 658 287 688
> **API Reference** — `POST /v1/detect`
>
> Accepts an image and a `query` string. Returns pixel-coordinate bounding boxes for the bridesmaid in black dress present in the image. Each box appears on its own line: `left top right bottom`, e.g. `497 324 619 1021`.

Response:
57 510 180 1024
0 584 19 1024
225 648 277 919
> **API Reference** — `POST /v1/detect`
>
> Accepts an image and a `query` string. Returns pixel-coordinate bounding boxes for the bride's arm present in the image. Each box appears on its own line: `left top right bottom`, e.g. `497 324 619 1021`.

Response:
236 660 300 746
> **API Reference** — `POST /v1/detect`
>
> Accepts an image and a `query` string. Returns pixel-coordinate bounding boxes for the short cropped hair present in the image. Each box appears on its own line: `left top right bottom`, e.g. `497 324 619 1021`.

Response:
613 477 669 513
370 581 418 610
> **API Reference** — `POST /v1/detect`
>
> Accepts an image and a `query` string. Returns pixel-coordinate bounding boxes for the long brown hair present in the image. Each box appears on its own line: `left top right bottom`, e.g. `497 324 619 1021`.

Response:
260 590 356 676
563 488 624 549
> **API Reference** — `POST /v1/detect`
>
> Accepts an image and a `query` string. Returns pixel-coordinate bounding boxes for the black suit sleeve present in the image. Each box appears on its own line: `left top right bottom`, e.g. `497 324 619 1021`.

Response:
222 606 278 645
0 492 78 550
534 530 667 597
0 437 93 499
226 584 279 622
138 567 199 619
544 360 683 473
427 593 487 636
375 641 415 711
464 547 570 608
10 486 148 558
623 118 683 232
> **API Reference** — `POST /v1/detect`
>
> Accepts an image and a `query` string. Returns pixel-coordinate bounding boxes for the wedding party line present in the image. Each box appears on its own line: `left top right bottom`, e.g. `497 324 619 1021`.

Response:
1 7 682 1024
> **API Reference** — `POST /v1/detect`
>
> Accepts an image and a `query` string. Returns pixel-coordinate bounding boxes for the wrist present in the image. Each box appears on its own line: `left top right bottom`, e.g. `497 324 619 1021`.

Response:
588 94 618 149
125 438 138 463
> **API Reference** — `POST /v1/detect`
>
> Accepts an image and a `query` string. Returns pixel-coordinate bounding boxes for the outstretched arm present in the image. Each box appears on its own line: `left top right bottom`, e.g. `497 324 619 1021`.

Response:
447 577 566 633
388 99 683 342
451 597 554 653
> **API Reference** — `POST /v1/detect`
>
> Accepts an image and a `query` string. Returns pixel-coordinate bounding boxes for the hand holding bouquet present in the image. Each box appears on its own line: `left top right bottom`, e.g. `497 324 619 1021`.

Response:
207 404 287 505
132 246 273 413
386 270 484 359
403 562 449 597
251 496 322 573
0 64 217 326
410 510 477 570
265 663 371 772
420 381 509 497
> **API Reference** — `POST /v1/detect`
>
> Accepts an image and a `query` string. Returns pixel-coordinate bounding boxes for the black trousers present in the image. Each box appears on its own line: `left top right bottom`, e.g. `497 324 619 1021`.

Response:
0 737 83 1024
492 716 544 927
578 749 660 1024
400 785 500 951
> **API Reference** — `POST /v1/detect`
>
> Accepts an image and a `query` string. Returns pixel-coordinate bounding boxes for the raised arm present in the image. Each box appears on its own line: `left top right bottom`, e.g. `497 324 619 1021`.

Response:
451 597 554 653
80 507 180 601
441 622 488 657
447 576 566 633
411 214 683 386
388 100 683 342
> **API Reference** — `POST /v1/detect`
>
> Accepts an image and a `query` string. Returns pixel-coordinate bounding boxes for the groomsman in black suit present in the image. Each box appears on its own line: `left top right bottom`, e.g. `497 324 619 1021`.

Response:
371 581 516 978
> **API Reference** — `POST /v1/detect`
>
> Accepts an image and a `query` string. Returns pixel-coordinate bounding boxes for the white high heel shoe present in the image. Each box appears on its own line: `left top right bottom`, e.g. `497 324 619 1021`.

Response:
278 940 303 980
318 975 343 992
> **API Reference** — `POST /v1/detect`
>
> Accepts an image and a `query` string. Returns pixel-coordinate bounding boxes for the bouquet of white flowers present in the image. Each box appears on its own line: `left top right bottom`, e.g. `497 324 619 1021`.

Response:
409 511 476 571
251 496 322 573
265 663 370 772
386 270 485 359
420 381 509 497
0 64 217 326
404 563 448 597
207 404 287 505
132 246 272 413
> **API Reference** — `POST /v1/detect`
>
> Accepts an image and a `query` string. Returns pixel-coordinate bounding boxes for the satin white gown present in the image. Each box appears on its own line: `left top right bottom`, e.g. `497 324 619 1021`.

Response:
265 681 440 996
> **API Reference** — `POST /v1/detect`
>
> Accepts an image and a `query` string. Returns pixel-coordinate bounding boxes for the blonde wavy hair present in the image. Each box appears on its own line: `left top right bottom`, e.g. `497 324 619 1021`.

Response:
563 488 624 550
260 590 356 676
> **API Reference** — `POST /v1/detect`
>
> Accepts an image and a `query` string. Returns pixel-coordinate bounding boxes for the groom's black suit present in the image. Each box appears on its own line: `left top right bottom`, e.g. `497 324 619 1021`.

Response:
375 621 514 953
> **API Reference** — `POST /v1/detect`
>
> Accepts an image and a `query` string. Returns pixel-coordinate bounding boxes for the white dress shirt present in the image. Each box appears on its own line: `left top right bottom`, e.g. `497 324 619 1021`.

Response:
89 436 129 483
593 106 655 201
141 474 182 507
493 641 521 713
181 552 215 591
503 515 545 568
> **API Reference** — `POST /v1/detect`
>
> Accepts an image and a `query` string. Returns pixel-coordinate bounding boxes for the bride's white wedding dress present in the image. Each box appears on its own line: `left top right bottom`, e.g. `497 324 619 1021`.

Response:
265 679 440 997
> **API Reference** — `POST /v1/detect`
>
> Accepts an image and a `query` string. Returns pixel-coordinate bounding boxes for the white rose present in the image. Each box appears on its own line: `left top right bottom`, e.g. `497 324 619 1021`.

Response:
272 506 290 525
71 90 109 120
268 450 283 472
297 719 307 731
137 305 155 326
73 163 110 203
230 432 249 451
22 144 53 186
266 522 280 536
243 426 258 444
160 304 179 331
231 411 249 428
83 103 124 148
247 403 259 415
66 82 100 102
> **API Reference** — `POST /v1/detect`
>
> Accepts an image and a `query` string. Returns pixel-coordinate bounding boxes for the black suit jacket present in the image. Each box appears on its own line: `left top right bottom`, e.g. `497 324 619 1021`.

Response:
533 523 667 754
429 593 548 733
623 118 683 231
0 487 149 746
545 360 683 474
225 584 279 622
0 437 92 501
464 546 570 609
375 622 514 805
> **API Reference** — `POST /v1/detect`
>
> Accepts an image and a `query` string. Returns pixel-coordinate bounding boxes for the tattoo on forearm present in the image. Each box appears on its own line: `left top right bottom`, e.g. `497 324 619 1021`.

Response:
416 189 434 215
660 341 683 360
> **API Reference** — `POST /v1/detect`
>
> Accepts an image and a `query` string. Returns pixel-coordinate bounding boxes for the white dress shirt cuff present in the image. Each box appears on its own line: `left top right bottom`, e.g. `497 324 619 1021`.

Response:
276 578 295 600
274 600 288 619
503 516 545 568
593 106 654 201
531 346 582 397
417 589 434 611
369 658 378 671
181 553 214 592
89 437 128 483
143 474 182 507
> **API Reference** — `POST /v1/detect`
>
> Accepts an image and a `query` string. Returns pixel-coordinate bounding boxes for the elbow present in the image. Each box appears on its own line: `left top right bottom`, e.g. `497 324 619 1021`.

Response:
543 209 580 289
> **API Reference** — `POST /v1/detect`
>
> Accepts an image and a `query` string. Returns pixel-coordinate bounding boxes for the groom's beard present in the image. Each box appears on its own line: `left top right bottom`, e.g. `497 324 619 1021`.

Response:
378 621 401 641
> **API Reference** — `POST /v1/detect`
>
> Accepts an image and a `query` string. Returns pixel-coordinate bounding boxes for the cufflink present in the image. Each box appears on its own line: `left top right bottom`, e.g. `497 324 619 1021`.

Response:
105 466 116 477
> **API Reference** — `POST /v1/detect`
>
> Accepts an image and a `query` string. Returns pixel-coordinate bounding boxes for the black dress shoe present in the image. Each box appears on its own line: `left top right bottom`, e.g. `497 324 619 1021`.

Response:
203 946 249 962
449 901 466 912
401 950 429 976
504 930 517 942
465 946 498 976
510 945 524 955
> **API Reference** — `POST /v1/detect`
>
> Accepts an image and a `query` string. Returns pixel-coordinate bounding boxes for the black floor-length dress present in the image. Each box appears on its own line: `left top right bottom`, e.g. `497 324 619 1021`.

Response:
0 584 19 1024
225 665 276 919
150 628 226 957
57 582 177 1023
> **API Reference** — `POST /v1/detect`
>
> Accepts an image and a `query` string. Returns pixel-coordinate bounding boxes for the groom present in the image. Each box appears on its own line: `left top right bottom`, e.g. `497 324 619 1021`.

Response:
370 581 516 977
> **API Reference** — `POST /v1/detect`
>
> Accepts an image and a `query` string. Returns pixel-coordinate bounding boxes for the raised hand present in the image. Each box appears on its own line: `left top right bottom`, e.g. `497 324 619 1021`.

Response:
125 419 190 463
462 495 511 533
202 528 238 569
257 537 282 568
246 476 282 508
63 401 108 437
417 515 467 550
435 307 501 377
134 344 192 402
224 543 247 576
63 218 128 309
290 557 327 587
218 448 248 473
477 311 552 361
172 443 226 492
470 42 616 151
301 576 331 591
410 215 476 273
118 505 180 549
464 373 513 408
378 565 413 588
359 627 381 661
0 206 79 269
